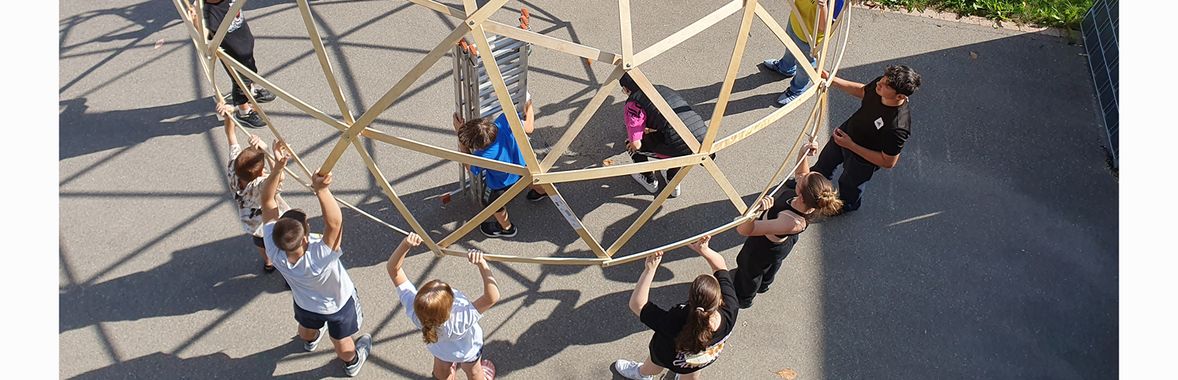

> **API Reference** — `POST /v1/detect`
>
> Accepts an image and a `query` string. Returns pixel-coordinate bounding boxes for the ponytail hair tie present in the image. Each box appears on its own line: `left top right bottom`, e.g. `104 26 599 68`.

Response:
695 306 706 312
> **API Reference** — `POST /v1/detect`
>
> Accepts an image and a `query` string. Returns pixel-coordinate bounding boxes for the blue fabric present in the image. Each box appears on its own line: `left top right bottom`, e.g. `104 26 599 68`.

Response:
773 25 817 95
470 113 526 190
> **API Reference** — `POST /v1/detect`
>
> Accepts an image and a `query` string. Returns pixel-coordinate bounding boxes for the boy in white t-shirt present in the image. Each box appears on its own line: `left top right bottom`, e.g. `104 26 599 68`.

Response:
260 141 371 377
387 233 500 379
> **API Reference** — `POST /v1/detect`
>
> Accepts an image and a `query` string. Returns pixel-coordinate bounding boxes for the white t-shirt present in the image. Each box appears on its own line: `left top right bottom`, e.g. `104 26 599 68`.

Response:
396 281 484 363
227 144 289 237
263 221 355 314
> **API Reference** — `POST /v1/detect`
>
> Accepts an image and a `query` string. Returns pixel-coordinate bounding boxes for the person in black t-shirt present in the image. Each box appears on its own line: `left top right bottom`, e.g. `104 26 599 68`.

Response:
802 65 921 213
613 236 739 380
732 142 842 309
186 0 275 129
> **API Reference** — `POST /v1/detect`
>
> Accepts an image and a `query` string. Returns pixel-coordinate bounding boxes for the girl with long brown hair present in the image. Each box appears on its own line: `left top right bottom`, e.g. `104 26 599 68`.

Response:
614 235 738 379
387 233 501 379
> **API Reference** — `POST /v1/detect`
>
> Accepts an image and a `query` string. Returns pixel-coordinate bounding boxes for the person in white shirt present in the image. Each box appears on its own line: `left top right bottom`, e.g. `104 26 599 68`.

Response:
260 141 370 377
387 233 501 379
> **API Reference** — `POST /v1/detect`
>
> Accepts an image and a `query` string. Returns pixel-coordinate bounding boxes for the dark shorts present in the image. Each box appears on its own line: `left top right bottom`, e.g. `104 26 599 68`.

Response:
251 235 265 249
293 291 363 340
480 185 511 212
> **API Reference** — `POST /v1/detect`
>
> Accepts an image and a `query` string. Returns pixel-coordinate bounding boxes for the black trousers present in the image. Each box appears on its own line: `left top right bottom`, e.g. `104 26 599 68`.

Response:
218 28 257 106
809 126 880 211
631 152 680 183
733 234 798 306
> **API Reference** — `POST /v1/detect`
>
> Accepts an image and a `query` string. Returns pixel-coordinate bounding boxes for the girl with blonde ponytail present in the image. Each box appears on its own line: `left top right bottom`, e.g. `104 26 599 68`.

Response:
732 142 842 308
388 233 501 379
614 235 739 380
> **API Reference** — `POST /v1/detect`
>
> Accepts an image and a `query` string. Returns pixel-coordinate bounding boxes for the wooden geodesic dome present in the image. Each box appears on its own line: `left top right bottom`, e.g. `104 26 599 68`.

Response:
175 0 853 267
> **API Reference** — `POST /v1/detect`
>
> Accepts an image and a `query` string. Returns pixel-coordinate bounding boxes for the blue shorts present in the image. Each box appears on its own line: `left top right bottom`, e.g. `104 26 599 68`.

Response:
293 291 363 340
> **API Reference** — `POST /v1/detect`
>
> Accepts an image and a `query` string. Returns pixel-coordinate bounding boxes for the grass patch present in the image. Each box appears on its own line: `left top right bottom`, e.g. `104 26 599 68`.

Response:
874 0 1094 29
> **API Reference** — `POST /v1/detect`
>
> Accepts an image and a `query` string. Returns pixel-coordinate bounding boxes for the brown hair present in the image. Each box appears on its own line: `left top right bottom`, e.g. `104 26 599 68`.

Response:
233 146 267 183
272 218 307 253
675 274 722 353
457 118 498 152
799 172 843 217
414 280 455 344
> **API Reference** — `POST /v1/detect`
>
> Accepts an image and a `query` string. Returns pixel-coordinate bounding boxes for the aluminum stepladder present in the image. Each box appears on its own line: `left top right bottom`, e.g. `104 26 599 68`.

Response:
445 9 531 206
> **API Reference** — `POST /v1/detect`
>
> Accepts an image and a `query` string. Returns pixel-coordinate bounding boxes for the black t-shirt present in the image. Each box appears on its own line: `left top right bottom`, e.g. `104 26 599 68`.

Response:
842 76 911 157
640 270 739 373
202 0 250 40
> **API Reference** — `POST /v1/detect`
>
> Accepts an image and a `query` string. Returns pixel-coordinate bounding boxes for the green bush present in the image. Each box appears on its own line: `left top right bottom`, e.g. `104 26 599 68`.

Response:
875 0 1094 29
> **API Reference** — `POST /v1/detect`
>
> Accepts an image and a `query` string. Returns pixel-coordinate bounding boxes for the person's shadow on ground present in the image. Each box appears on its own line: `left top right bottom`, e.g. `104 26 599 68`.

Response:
70 338 333 379
482 281 692 378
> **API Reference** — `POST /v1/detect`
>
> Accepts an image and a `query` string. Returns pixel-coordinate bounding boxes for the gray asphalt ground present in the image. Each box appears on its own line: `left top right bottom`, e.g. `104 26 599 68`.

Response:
59 1 1118 378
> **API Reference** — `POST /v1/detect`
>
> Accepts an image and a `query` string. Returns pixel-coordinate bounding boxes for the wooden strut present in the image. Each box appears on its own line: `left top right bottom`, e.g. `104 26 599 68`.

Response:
176 0 855 267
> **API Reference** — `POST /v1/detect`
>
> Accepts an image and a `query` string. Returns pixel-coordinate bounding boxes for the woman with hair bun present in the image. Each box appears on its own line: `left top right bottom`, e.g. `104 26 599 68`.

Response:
732 142 842 309
614 235 739 380
387 233 500 379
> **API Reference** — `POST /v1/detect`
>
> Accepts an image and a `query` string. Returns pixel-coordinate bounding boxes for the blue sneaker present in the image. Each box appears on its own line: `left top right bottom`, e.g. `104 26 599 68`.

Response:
776 89 804 106
760 59 795 77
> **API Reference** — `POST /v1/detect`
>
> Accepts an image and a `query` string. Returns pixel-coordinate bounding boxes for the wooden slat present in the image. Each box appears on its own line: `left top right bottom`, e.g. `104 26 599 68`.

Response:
295 0 354 123
632 0 742 66
360 128 527 175
407 0 621 63
347 138 447 256
484 21 619 64
317 22 474 175
742 92 824 218
438 178 531 247
219 53 352 131
539 65 625 171
619 0 634 68
711 84 817 152
601 213 755 267
534 154 706 184
605 164 697 256
701 157 747 214
471 25 542 171
539 184 610 259
700 0 759 151
753 4 820 85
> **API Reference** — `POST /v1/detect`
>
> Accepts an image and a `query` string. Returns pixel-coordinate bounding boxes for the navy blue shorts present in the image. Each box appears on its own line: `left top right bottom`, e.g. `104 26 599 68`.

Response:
251 235 265 249
293 291 363 340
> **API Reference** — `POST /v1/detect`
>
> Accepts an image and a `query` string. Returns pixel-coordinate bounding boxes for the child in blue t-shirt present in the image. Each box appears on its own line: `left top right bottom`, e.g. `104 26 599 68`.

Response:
453 99 546 238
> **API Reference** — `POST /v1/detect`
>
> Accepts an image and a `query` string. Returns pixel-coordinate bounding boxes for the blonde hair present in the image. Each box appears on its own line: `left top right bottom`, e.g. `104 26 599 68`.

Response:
800 172 843 217
413 280 454 344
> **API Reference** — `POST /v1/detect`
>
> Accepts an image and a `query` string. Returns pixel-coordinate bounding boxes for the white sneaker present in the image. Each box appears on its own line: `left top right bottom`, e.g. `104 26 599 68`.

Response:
344 334 371 377
660 170 681 198
303 326 326 352
614 359 656 380
631 172 659 194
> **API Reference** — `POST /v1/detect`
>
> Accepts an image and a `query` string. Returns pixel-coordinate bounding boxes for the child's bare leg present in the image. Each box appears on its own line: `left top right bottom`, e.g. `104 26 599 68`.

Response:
459 359 486 380
638 356 664 377
432 357 457 380
330 336 357 363
297 325 319 342
493 209 511 230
